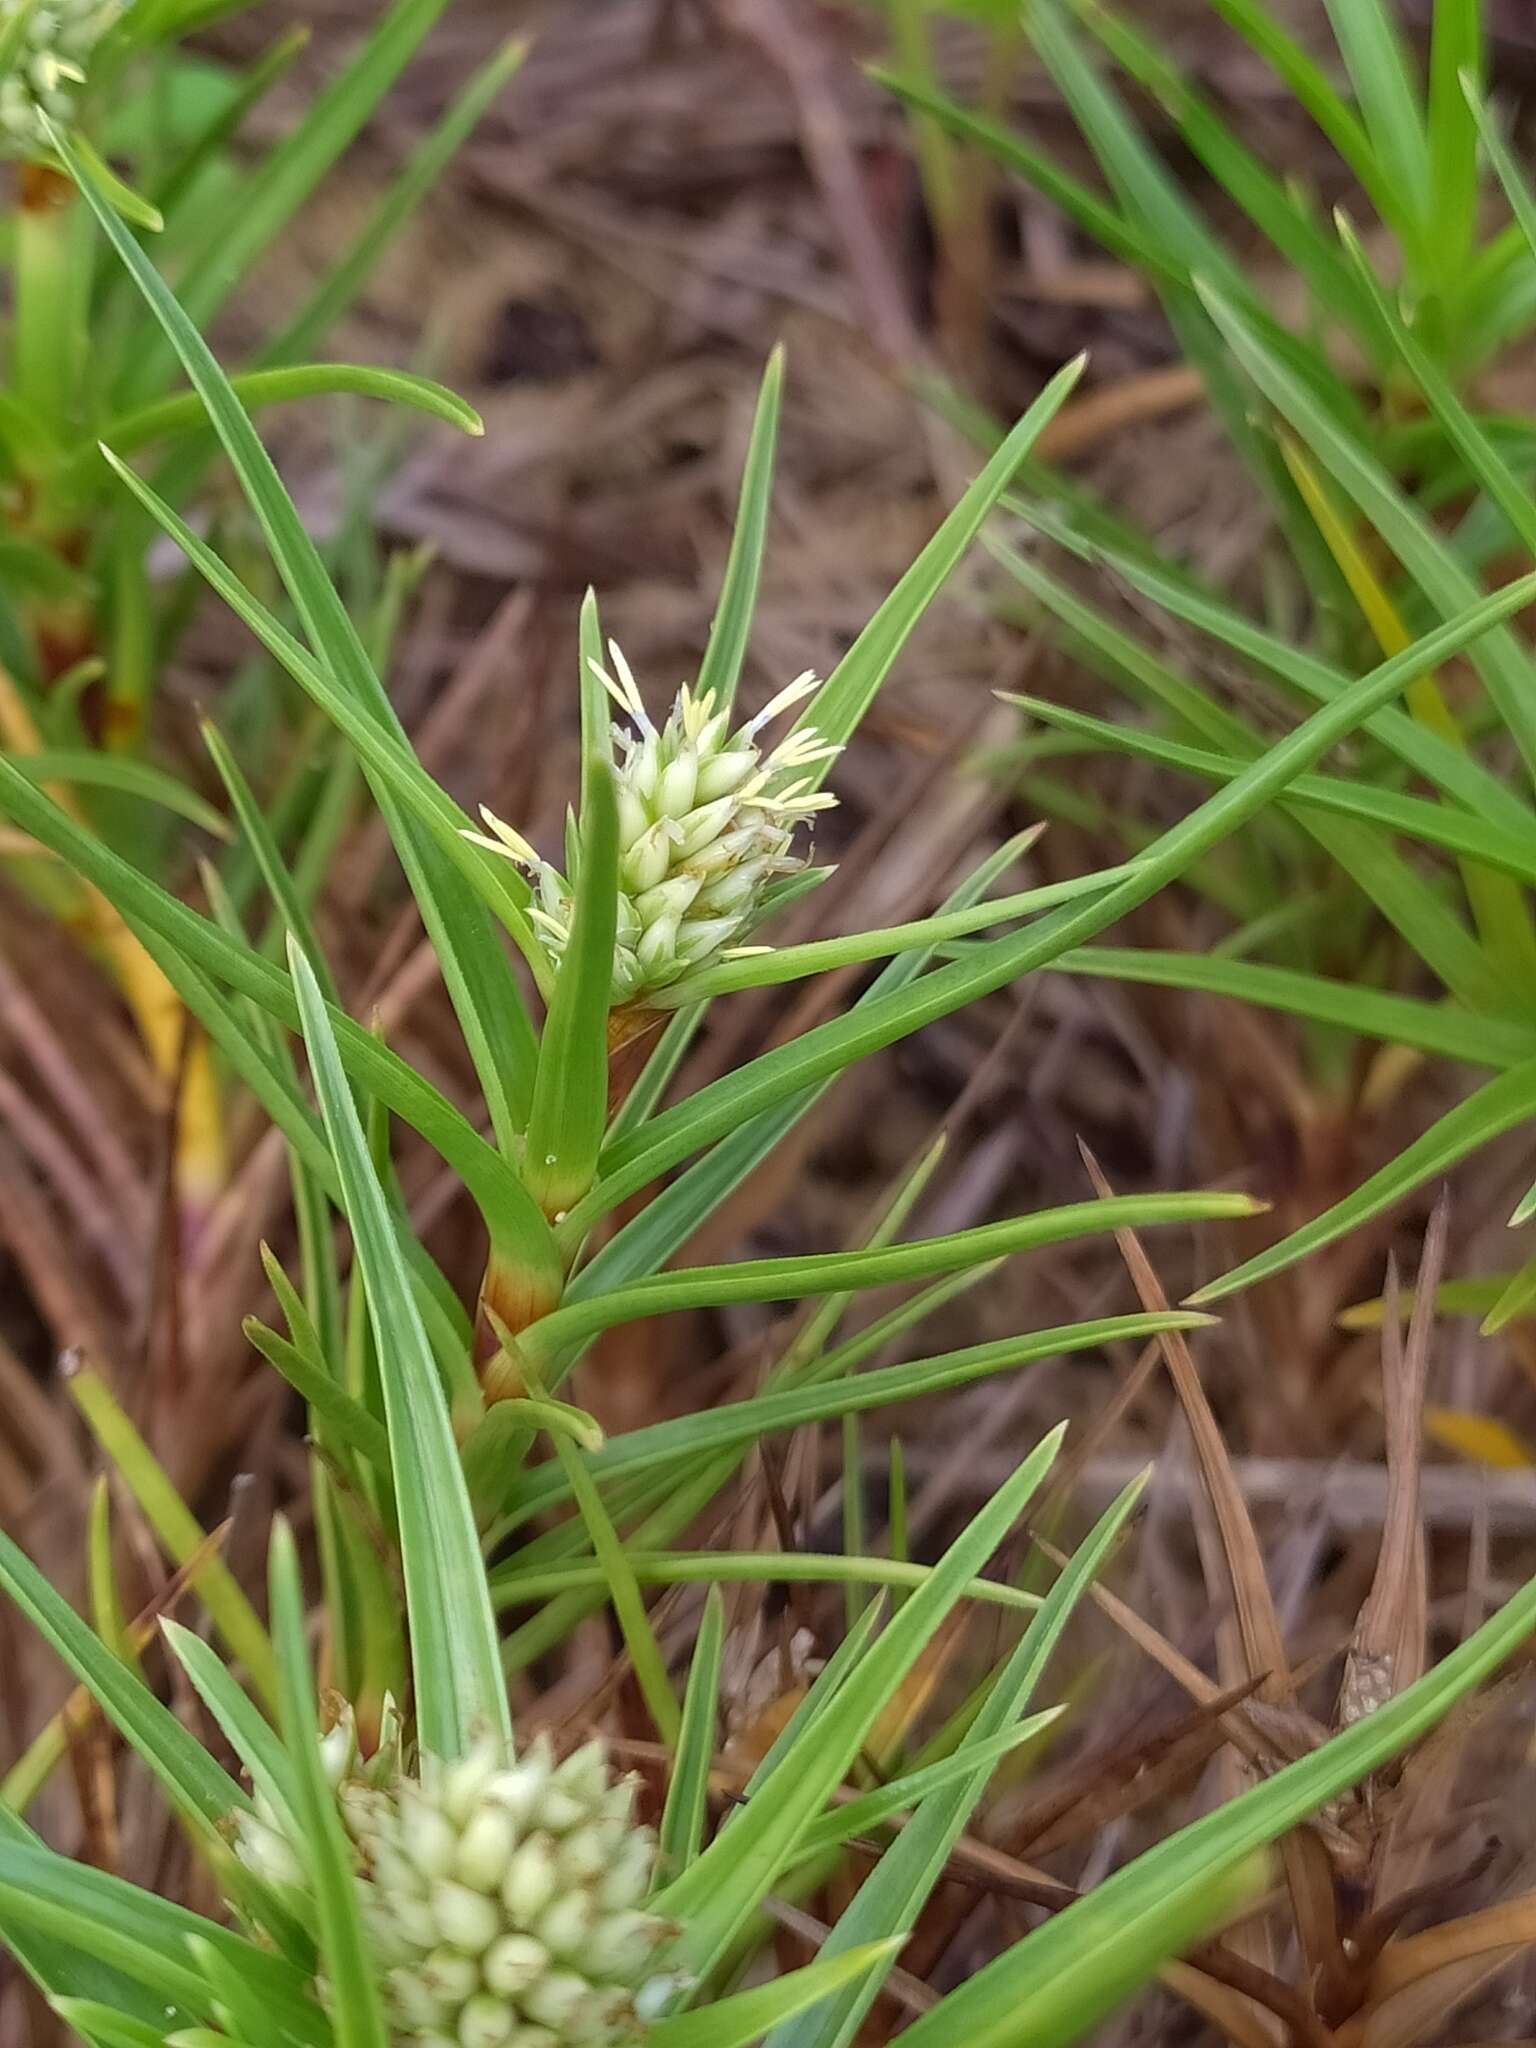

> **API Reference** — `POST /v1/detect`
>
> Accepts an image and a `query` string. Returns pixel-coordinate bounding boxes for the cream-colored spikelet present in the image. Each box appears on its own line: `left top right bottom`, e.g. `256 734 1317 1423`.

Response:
465 644 839 1006
0 0 121 156
232 1705 679 2048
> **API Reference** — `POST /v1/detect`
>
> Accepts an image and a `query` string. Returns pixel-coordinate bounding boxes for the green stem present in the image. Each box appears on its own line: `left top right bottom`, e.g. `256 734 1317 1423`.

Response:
12 167 81 458
492 1550 1044 1616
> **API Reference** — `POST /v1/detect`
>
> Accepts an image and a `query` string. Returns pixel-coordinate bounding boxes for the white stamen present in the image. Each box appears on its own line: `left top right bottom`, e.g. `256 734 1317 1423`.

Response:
471 808 541 864
608 640 656 735
743 669 821 737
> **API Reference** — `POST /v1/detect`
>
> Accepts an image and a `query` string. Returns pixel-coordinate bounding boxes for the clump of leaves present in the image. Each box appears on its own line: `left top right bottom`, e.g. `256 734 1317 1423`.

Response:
875 0 1536 1329
2 108 1536 2048
0 0 520 1225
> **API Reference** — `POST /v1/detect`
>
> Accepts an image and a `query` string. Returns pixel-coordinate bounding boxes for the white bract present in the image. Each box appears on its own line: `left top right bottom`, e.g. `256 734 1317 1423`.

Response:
466 643 839 1005
233 1705 678 2048
0 0 121 156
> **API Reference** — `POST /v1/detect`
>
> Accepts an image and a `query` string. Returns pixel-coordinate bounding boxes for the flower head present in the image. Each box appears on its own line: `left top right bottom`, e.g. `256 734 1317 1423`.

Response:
233 1705 678 2048
0 0 121 157
467 643 839 1006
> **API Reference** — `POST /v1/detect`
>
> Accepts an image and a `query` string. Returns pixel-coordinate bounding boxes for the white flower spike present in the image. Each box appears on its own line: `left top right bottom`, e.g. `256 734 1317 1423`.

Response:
464 643 839 1006
0 0 121 156
232 1706 677 2048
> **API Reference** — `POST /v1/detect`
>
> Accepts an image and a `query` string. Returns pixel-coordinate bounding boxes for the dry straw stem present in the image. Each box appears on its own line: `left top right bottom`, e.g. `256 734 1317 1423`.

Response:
1340 1199 1443 1727
1077 1142 1291 1703
1075 1149 1486 2029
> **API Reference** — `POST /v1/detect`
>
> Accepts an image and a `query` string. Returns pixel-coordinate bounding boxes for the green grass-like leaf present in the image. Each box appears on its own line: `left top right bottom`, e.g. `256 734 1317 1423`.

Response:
805 354 1085 760
648 1942 903 2048
658 1587 724 1878
0 1837 323 2042
161 1621 301 1840
1193 1056 1536 1303
523 591 620 1218
118 0 454 404
498 1309 1212 1530
899 1564 1536 2048
1319 0 1428 245
268 1517 388 2048
5 751 229 837
656 1425 1066 1977
95 362 483 459
768 1472 1148 2048
60 121 543 1153
520 1194 1256 1367
0 751 553 1270
289 939 509 1760
65 1364 278 1715
695 347 782 714
570 834 1035 1300
0 1529 245 1837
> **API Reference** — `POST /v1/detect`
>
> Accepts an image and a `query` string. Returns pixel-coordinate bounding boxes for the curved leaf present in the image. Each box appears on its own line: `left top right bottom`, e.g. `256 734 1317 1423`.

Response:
521 1194 1256 1366
1193 1058 1536 1303
290 941 510 1760
95 363 482 462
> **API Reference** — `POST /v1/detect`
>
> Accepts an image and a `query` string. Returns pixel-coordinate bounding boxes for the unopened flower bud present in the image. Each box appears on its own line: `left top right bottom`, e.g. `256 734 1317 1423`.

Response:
556 1821 613 1886
235 1817 306 1892
483 1933 549 1997
456 1802 520 1891
621 821 677 896
420 1948 482 2006
635 1975 688 2022
674 916 742 967
626 736 660 806
401 1786 460 1881
236 1710 674 2048
615 783 650 853
370 1840 427 1900
634 916 681 983
598 1833 654 1912
692 748 756 803
537 1888 594 1958
459 1992 519 2048
390 1894 446 1953
434 1879 503 1955
499 1737 554 1817
612 947 643 1001
361 1898 418 1969
317 1718 356 1788
632 875 700 926
655 748 698 820
389 1967 452 2032
571 1989 638 2043
692 860 766 915
501 1833 561 1927
674 795 739 863
587 1911 666 1983
601 1779 638 1825
522 1971 593 2032
439 1739 502 1827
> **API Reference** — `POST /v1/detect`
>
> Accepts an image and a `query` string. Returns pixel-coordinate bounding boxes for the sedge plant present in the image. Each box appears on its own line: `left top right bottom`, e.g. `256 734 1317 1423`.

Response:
0 0 522 1225
2 104 1536 2048
874 0 1536 1335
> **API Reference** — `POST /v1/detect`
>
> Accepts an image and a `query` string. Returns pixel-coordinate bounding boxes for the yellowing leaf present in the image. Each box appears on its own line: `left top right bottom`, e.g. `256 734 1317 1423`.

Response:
1424 1406 1533 1469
